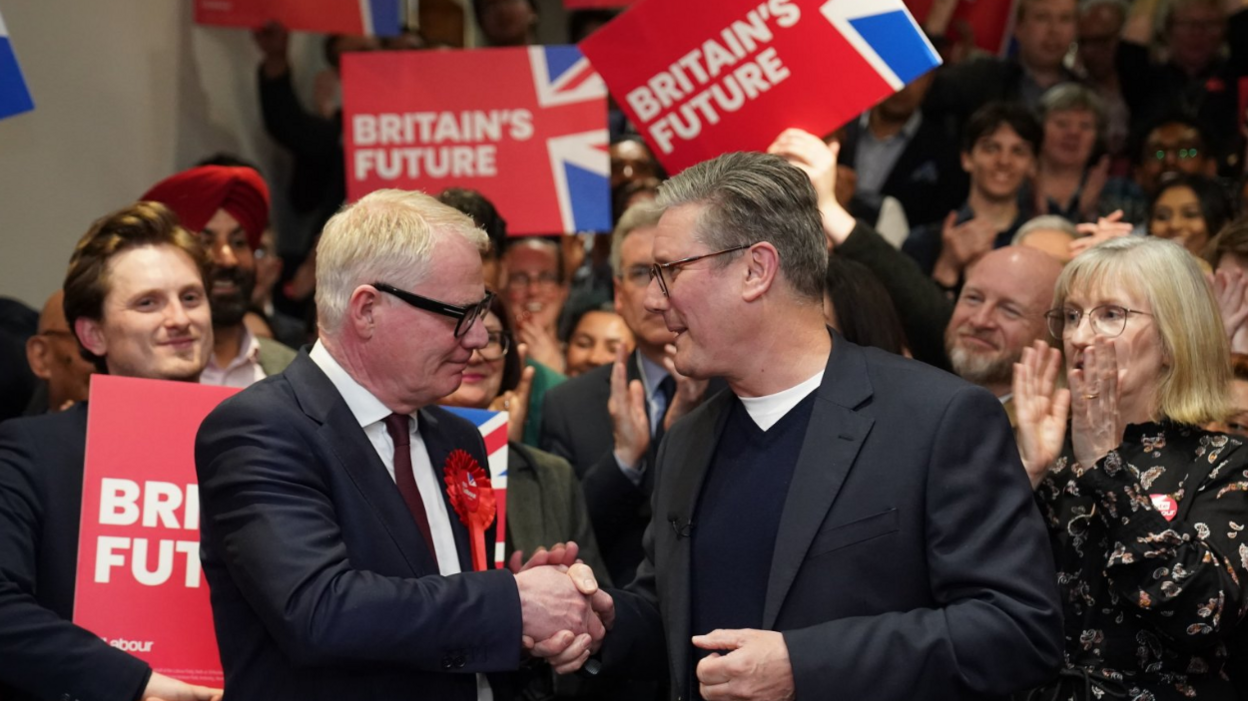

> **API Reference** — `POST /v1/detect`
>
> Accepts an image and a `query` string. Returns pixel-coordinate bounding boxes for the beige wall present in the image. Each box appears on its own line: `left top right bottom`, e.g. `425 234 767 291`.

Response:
0 0 573 311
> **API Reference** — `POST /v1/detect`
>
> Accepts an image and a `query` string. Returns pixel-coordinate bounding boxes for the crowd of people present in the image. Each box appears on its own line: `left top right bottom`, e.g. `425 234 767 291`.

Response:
2 0 1248 699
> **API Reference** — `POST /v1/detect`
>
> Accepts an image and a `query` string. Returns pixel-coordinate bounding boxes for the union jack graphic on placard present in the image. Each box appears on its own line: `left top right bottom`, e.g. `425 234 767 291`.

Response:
820 0 940 91
442 407 509 568
343 46 611 235
0 8 33 120
530 46 611 234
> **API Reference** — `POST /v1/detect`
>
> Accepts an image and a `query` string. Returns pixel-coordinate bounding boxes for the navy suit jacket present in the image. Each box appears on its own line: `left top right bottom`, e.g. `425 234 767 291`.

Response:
195 352 523 700
0 404 152 701
601 335 1064 700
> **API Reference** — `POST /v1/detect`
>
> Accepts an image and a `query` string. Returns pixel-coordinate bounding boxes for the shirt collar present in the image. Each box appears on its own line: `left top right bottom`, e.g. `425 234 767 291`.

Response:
309 340 413 431
859 110 924 142
636 351 671 402
206 326 263 372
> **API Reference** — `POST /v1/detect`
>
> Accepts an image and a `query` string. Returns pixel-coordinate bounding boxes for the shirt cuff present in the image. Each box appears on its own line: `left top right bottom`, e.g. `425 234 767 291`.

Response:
614 451 645 486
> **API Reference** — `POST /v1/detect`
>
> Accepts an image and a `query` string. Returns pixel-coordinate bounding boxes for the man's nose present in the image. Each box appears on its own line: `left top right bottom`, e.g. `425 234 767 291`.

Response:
165 299 193 328
213 243 239 268
643 276 668 314
461 316 489 350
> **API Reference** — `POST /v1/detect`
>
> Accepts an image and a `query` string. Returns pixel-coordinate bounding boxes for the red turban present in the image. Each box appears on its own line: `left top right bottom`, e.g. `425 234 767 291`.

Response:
140 166 271 250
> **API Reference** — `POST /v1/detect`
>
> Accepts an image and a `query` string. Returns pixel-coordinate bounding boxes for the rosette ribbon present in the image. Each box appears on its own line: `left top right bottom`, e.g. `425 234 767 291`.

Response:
443 449 496 571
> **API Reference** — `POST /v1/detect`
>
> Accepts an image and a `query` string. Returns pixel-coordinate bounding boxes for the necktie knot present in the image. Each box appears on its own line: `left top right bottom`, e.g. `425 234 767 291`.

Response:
383 413 411 449
658 375 677 408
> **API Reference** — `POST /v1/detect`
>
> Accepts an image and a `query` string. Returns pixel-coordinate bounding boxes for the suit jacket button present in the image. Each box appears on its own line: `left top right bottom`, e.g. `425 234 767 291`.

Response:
455 655 466 668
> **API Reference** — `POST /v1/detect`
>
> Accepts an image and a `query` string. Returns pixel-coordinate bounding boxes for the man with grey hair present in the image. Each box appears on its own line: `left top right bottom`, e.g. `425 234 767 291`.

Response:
543 151 1063 700
542 203 714 589
1011 214 1079 262
195 189 610 700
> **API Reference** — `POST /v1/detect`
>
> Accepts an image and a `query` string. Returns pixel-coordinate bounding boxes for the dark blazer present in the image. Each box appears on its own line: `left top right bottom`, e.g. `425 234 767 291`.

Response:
195 352 523 700
0 404 152 701
539 353 655 587
505 442 611 587
601 335 1063 700
838 113 967 229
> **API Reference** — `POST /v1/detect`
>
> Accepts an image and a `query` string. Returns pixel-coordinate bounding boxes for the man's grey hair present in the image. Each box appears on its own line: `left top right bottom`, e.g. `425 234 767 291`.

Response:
315 189 488 335
610 202 665 277
1012 215 1078 246
654 151 828 301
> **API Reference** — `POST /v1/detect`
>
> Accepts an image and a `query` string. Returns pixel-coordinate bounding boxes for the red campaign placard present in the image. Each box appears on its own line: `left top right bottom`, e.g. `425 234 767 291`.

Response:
194 0 403 36
74 375 240 686
579 0 940 174
904 0 1019 56
343 47 612 235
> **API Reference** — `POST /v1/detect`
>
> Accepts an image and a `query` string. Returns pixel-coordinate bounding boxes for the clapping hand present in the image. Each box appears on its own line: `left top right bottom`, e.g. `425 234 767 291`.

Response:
608 343 650 469
489 342 536 443
1211 267 1248 354
1068 337 1125 470
933 213 996 288
662 343 710 431
1013 341 1070 488
1070 209 1133 257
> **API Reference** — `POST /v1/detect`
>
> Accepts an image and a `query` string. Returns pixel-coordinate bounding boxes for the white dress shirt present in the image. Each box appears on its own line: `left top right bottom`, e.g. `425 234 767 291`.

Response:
309 341 493 700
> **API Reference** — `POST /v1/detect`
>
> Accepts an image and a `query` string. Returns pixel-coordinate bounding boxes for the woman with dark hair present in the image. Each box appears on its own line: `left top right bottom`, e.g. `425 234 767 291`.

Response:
1149 173 1234 255
823 257 909 356
439 295 608 581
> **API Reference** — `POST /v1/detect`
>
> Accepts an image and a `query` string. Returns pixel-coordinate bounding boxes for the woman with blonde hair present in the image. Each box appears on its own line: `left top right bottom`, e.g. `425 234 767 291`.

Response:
1014 235 1248 700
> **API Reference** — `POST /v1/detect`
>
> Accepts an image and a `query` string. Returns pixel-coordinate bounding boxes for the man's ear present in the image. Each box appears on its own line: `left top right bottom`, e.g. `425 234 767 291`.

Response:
25 335 52 380
75 317 107 359
347 285 381 339
741 243 779 303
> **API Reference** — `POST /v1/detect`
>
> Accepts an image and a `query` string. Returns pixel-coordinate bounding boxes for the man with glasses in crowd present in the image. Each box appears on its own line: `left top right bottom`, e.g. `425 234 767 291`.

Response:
540 152 1063 700
195 189 610 700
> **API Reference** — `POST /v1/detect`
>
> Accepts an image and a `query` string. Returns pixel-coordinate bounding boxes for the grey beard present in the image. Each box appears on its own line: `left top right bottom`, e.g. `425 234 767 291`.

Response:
947 343 1016 388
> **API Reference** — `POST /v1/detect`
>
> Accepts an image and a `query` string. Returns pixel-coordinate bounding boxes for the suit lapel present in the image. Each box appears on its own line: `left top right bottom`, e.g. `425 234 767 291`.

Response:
762 334 875 629
285 353 441 576
664 390 733 696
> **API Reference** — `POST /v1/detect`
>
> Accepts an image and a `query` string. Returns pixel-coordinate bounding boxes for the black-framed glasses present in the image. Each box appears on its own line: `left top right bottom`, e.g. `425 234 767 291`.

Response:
372 282 494 338
649 243 753 297
478 331 511 361
1044 305 1153 340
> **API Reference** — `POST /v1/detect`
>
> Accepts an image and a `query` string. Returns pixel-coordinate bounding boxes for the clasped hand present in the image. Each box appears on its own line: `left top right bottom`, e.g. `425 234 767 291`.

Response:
512 542 614 674
1013 337 1125 488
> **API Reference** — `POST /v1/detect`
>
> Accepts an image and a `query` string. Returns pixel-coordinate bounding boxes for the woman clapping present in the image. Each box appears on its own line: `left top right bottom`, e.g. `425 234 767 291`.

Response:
1014 236 1248 700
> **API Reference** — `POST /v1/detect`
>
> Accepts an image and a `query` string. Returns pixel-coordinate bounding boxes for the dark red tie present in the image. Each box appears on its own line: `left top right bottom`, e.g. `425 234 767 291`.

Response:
383 413 436 557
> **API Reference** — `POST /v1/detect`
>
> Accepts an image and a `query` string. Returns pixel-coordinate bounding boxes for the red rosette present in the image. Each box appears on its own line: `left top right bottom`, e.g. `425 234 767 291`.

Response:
443 449 496 571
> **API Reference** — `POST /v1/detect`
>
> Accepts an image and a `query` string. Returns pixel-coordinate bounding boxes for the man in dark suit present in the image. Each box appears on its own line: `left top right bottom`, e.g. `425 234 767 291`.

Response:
541 204 715 588
837 69 966 230
0 203 221 701
542 150 1063 699
195 189 607 700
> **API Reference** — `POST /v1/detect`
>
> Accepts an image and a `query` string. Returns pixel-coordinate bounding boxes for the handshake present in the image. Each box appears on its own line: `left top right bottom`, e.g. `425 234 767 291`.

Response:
511 542 615 674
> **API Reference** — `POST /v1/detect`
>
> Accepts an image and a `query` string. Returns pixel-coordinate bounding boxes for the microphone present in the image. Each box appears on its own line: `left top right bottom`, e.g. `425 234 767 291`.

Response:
668 511 694 539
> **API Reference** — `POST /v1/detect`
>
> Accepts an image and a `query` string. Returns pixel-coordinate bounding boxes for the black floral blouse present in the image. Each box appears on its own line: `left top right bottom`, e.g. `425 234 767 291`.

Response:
1034 422 1248 700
